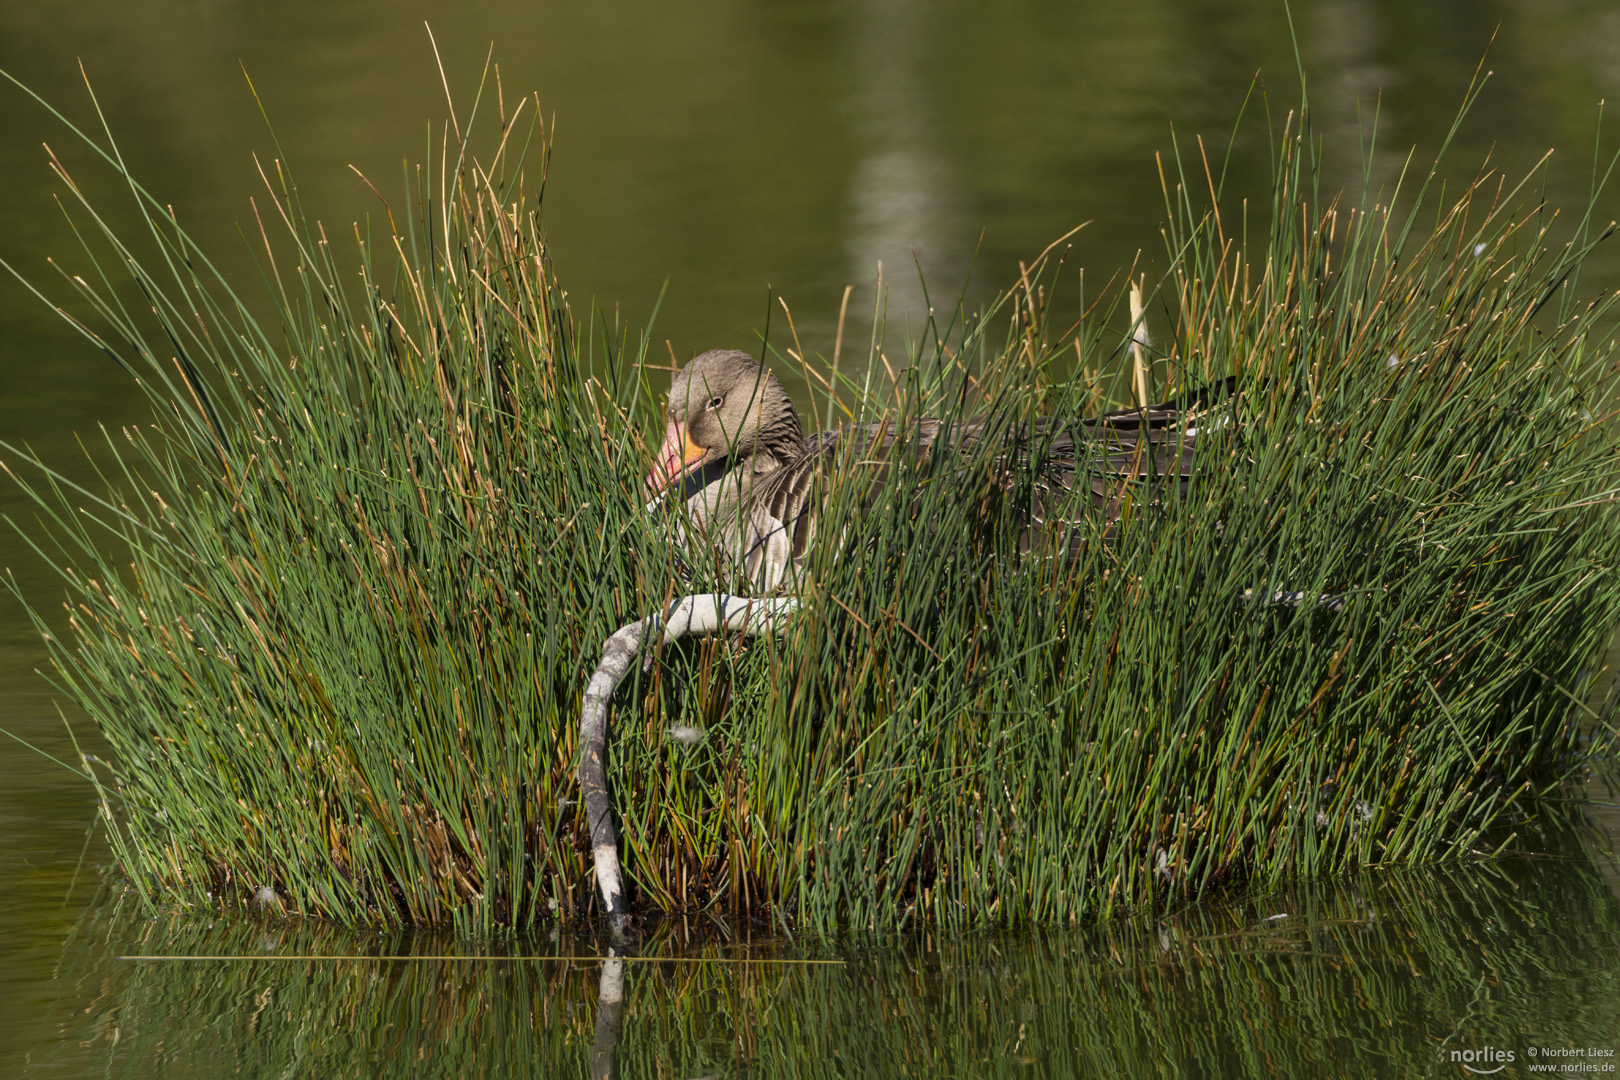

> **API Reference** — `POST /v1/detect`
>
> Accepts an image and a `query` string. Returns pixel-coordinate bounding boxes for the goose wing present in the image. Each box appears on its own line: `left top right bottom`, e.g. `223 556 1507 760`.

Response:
712 377 1235 585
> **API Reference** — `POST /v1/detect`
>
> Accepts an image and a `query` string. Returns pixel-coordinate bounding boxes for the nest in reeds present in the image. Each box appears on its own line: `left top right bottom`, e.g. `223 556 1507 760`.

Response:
4 69 1619 932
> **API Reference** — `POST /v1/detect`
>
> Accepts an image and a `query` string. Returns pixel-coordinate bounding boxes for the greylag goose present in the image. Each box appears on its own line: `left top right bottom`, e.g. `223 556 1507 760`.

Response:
579 348 1229 926
644 347 1223 590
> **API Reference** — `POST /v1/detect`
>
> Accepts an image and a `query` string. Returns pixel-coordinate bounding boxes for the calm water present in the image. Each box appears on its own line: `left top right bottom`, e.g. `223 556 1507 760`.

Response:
3 0 1620 1074
13 844 1620 1077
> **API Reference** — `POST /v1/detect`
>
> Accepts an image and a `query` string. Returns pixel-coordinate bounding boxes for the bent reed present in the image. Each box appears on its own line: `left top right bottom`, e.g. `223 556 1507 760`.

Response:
4 68 1619 933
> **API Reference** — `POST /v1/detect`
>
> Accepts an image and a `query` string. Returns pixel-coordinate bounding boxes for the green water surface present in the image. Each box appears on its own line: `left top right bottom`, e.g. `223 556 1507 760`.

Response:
3 1 1619 1074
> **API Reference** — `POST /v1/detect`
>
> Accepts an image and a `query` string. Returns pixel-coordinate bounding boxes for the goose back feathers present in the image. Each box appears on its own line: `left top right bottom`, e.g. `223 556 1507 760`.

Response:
647 348 1225 592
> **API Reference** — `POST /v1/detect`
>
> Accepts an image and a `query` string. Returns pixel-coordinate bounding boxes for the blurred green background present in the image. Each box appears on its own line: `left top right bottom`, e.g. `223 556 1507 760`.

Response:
3 1 1618 1073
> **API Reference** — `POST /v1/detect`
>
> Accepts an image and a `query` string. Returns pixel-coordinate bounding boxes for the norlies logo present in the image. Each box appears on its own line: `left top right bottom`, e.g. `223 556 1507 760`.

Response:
1449 1047 1517 1074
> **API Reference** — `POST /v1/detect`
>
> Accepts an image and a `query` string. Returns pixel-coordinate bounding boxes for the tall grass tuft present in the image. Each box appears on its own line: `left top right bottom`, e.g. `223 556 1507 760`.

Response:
3 66 1619 933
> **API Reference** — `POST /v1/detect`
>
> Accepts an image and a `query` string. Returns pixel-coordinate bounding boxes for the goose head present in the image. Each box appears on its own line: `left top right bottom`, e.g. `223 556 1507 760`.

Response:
646 349 804 492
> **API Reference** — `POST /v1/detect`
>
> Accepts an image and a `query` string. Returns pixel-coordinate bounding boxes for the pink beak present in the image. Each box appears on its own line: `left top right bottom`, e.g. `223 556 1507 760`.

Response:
646 420 710 493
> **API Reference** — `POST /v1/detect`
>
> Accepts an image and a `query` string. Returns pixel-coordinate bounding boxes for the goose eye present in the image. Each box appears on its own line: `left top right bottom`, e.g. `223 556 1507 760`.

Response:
709 395 725 409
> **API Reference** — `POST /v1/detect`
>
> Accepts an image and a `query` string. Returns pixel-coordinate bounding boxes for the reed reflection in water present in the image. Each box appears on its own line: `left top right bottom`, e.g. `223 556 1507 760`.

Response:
22 840 1620 1079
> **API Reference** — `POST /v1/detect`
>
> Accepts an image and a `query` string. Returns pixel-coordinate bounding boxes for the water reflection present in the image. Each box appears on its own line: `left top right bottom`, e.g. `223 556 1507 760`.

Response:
846 0 963 346
592 951 626 1080
23 843 1619 1079
1312 0 1404 194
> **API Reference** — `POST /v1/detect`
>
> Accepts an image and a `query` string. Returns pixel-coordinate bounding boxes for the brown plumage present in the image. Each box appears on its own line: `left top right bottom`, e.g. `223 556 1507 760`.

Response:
647 348 1227 591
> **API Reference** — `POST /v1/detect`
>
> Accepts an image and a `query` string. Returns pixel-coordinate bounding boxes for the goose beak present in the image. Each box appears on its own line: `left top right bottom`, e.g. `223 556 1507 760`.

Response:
646 420 710 492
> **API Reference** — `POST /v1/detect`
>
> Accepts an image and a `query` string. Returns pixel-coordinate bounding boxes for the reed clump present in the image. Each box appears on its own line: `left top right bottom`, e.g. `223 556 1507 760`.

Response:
4 70 1619 932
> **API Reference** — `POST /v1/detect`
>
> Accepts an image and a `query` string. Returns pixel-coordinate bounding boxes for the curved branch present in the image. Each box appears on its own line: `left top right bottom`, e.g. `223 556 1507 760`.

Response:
577 593 799 925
